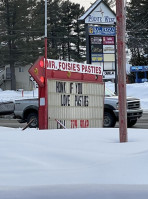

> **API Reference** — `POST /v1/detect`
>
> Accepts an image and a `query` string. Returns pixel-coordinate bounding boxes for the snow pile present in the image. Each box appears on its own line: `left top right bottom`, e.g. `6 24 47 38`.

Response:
0 127 148 198
1 127 148 186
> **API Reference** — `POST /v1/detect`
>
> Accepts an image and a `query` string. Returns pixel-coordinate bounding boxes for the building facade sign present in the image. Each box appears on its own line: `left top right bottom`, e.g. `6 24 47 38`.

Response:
85 3 116 24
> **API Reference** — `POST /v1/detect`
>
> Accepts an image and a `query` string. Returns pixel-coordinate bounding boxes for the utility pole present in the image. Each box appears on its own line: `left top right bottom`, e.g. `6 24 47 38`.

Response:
44 0 48 129
116 0 128 142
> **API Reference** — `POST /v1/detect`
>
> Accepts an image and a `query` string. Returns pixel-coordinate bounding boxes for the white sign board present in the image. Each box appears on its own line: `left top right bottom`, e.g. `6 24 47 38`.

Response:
104 54 115 62
103 45 115 53
104 61 115 70
48 80 104 129
103 71 115 79
46 59 103 75
85 3 116 24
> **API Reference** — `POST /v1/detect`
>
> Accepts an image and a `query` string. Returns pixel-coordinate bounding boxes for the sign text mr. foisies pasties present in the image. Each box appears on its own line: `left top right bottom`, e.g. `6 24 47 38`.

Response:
46 59 102 75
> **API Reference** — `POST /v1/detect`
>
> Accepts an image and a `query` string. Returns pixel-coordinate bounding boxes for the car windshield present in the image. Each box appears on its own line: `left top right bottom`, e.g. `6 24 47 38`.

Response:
105 88 115 97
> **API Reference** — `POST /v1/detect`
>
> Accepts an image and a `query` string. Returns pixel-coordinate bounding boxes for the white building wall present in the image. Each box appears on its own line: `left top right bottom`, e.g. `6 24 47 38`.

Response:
15 65 34 91
0 65 35 91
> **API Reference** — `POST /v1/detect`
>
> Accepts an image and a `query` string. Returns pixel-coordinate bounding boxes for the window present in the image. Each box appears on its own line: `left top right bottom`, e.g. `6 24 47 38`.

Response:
19 67 24 72
6 67 11 79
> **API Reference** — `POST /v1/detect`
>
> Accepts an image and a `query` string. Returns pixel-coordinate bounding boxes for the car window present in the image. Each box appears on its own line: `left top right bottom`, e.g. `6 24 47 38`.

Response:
105 88 115 97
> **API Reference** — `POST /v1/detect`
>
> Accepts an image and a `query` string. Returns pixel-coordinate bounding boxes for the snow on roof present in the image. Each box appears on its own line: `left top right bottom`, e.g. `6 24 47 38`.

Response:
79 0 102 21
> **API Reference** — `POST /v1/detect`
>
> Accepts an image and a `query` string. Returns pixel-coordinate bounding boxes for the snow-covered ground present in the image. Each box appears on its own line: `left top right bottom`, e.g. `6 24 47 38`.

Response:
0 82 148 198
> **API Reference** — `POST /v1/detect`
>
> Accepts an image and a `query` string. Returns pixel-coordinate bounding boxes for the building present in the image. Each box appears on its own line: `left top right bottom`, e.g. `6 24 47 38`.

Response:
0 65 35 91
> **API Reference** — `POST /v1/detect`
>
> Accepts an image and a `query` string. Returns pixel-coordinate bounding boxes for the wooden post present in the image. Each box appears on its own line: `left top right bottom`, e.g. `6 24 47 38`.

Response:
116 0 128 142
44 0 48 129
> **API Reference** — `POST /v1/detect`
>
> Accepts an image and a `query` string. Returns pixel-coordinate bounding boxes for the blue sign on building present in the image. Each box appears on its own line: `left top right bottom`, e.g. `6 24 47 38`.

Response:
130 66 148 83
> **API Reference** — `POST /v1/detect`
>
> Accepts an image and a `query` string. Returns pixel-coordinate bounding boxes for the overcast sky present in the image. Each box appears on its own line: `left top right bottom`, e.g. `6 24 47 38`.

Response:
71 0 95 10
70 0 129 11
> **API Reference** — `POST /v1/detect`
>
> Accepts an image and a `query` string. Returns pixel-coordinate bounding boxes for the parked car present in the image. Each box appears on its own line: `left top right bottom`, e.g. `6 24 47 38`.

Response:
0 88 143 128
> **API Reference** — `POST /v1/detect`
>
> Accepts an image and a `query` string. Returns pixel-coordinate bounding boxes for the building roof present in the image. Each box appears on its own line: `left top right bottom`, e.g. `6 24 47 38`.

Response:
79 0 116 23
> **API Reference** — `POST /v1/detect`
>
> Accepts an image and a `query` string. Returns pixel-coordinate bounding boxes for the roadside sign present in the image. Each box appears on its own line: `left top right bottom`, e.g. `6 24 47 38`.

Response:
91 44 103 53
103 36 115 45
104 54 115 62
29 58 104 130
82 1 116 25
28 56 45 87
48 79 104 129
91 36 102 44
89 34 116 76
79 0 117 87
46 59 104 129
89 26 116 36
104 62 115 70
103 45 115 53
91 54 103 62
46 59 103 75
103 71 115 79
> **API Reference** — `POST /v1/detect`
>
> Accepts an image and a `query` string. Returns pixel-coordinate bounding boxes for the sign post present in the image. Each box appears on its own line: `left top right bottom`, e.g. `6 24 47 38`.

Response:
116 0 128 142
79 0 117 91
46 59 104 129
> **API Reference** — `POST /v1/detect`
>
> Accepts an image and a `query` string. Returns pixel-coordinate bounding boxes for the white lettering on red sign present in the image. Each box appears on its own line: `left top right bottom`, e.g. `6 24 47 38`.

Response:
46 59 102 75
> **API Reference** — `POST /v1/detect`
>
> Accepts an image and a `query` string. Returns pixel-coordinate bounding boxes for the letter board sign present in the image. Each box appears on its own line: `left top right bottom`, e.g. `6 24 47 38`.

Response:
29 58 104 129
48 80 104 129
46 59 104 129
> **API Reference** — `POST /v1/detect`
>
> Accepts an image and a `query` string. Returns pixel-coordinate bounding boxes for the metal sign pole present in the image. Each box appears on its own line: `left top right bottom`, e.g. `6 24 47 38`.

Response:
85 24 91 64
116 0 128 142
44 0 48 129
114 27 118 95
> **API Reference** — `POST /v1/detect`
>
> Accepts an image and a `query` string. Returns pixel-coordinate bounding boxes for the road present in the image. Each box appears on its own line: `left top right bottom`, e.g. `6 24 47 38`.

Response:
0 117 27 129
0 112 148 129
115 114 147 128
132 112 148 129
115 112 148 129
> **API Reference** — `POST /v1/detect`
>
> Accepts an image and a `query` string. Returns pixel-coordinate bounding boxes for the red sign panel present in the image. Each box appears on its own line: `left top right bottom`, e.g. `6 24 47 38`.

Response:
28 56 45 87
103 36 115 45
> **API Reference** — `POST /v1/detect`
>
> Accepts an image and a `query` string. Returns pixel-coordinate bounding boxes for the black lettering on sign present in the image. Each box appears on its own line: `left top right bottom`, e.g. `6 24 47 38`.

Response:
75 95 89 106
70 83 73 94
56 81 66 93
57 120 66 129
61 95 70 106
75 83 82 94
